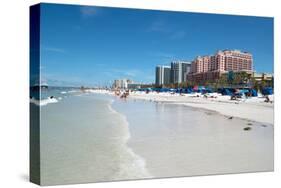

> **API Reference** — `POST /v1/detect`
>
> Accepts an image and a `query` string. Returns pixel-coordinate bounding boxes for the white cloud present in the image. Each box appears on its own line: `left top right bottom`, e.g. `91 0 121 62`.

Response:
80 6 98 17
147 20 187 40
42 46 66 53
170 30 186 40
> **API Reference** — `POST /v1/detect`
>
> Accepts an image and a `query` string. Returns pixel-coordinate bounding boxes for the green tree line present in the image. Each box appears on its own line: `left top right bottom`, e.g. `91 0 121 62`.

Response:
155 71 273 92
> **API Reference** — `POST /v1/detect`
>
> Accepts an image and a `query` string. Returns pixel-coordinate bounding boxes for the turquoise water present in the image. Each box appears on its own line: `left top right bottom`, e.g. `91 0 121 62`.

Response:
36 88 273 185
39 91 151 185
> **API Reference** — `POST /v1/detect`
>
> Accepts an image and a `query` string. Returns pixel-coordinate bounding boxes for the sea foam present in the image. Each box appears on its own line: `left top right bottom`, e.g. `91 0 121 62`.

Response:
107 100 152 180
30 97 58 106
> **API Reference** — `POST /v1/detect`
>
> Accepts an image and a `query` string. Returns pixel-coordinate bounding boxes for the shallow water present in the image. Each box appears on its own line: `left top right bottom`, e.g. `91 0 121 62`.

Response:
112 98 273 178
40 93 150 185
38 90 273 185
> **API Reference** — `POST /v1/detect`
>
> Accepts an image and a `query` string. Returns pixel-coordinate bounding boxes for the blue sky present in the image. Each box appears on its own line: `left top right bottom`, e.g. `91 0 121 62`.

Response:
40 3 273 87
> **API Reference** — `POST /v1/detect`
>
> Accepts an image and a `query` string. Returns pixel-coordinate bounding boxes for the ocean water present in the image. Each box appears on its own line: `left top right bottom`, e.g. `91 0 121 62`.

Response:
39 89 151 185
35 88 273 185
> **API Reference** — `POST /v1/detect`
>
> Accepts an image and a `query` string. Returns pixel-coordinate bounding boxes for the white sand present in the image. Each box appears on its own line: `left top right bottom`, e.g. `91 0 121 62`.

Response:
88 89 274 124
131 92 274 124
38 89 274 184
60 89 273 179
113 98 273 178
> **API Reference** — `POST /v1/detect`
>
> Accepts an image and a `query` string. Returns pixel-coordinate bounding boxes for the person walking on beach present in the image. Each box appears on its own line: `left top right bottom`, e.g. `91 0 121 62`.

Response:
231 88 240 100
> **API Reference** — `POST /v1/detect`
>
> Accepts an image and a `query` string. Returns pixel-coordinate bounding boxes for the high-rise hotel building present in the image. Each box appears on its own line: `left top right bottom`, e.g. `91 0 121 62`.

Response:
155 61 191 86
155 65 171 86
113 79 133 89
170 61 191 84
187 50 253 82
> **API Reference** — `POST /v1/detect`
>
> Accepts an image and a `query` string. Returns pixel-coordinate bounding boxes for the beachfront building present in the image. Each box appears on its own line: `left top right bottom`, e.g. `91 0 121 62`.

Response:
187 50 253 83
127 83 142 89
252 72 273 82
155 65 171 86
113 79 133 89
170 61 192 84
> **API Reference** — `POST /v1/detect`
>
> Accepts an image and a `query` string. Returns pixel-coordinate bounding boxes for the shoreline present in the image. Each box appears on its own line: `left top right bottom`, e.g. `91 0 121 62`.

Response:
38 89 273 183
111 95 273 178
107 99 152 180
86 89 274 125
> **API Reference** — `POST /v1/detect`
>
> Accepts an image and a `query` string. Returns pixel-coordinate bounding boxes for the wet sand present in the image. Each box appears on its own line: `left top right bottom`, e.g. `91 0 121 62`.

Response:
37 91 273 185
112 98 274 178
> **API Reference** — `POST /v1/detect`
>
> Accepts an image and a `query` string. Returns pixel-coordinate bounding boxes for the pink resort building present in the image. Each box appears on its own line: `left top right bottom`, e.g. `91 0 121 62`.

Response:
187 50 253 83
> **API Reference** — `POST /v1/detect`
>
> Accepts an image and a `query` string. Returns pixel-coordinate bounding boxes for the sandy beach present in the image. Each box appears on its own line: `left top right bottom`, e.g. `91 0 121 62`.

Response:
86 89 274 177
37 88 274 184
88 89 274 125
28 4 275 186
112 99 273 178
131 92 274 125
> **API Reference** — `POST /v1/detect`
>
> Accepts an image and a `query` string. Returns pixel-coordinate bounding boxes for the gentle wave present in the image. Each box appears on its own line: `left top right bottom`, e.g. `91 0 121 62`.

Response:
60 90 80 94
68 90 79 93
107 100 152 179
30 97 59 106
